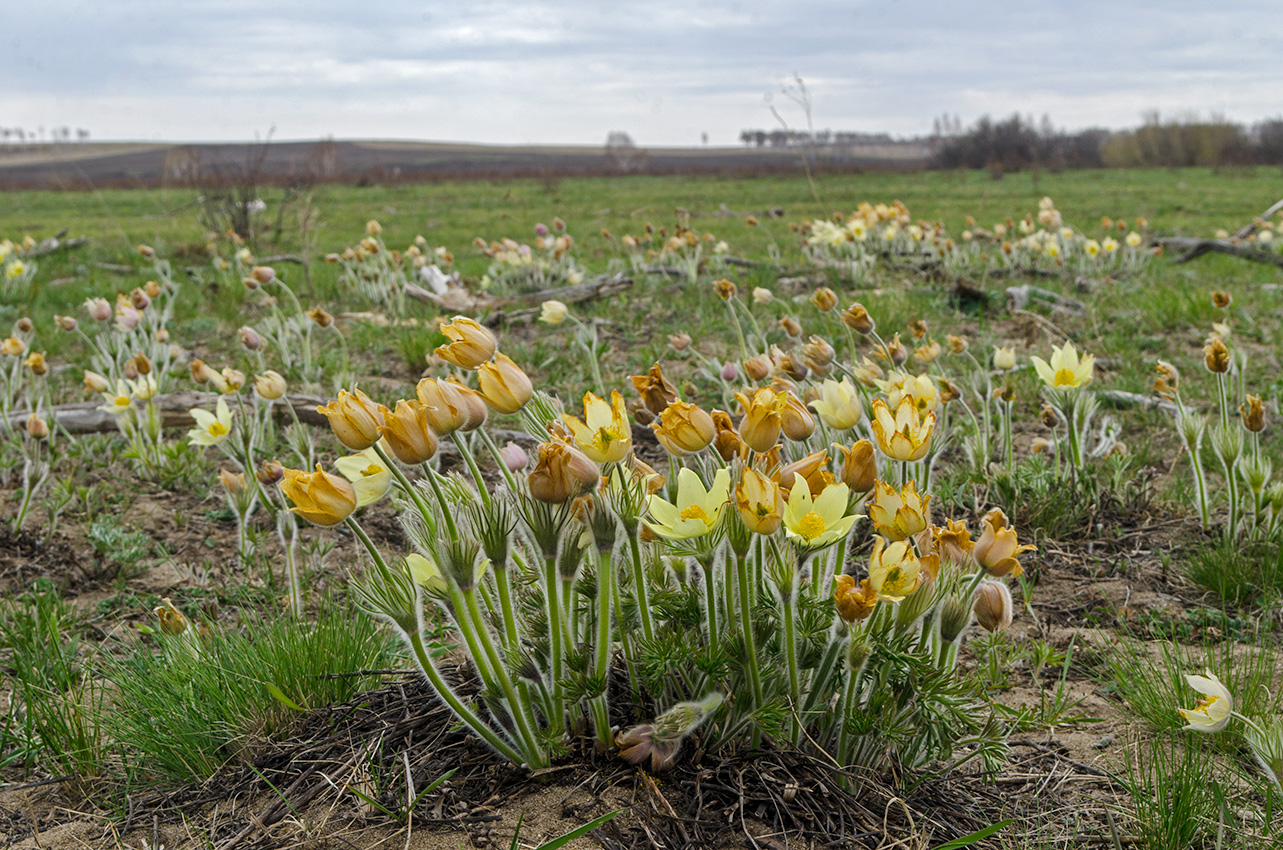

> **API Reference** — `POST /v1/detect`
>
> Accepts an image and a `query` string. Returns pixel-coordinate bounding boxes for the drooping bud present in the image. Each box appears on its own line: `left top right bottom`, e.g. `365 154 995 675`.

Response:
974 581 1014 633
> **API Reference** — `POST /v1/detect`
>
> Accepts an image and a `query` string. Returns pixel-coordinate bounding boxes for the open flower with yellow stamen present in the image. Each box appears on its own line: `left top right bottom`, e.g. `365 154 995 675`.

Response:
188 397 234 447
867 536 936 602
99 380 135 416
783 481 859 549
1031 342 1094 389
735 466 784 535
562 390 632 464
1178 671 1233 733
875 372 939 418
644 468 731 540
866 480 931 541
335 447 393 506
869 397 935 462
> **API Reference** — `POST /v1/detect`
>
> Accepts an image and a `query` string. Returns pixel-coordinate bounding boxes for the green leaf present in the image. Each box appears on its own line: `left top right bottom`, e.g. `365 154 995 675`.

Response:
266 682 307 712
535 811 620 849
931 819 1013 849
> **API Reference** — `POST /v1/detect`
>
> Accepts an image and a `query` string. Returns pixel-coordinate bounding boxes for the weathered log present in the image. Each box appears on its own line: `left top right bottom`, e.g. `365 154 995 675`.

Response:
1154 237 1283 268
1234 198 1283 239
403 273 632 316
1097 390 1179 415
1005 284 1087 315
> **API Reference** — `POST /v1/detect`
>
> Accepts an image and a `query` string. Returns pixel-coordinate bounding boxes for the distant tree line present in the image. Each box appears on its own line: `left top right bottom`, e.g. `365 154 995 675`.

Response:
0 126 90 146
932 111 1283 172
739 129 896 148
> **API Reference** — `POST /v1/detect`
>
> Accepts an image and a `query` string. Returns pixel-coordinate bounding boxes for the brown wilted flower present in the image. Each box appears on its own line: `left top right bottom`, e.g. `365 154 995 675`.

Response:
713 278 737 300
1203 337 1230 374
810 287 838 312
307 306 334 328
780 316 802 337
528 439 600 503
1241 395 1267 433
947 335 968 354
631 363 679 416
668 332 692 351
908 318 928 340
710 409 741 461
1212 290 1232 309
833 574 877 622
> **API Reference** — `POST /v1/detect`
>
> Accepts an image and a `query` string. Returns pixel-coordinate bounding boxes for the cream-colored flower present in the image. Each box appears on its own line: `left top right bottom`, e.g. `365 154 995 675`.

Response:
562 390 631 463
866 479 931 541
809 377 863 430
539 299 568 324
783 481 859 549
1178 671 1233 733
188 398 234 447
867 536 935 602
645 468 731 540
335 447 392 507
869 397 934 462
1031 341 1094 389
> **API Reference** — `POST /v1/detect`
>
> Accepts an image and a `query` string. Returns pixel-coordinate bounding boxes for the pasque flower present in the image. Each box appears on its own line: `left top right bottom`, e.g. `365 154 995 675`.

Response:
867 536 936 602
188 398 234 447
1031 342 1094 389
631 363 679 416
280 465 358 526
866 479 931 541
335 448 392 506
783 481 859 549
416 378 471 435
972 508 1035 577
528 439 600 503
378 399 439 464
645 468 731 540
834 440 877 493
317 388 385 450
833 574 877 622
809 377 863 430
652 401 715 456
562 390 632 463
734 387 789 453
477 353 533 414
735 466 784 535
434 316 497 369
870 397 934 462
1178 671 1233 733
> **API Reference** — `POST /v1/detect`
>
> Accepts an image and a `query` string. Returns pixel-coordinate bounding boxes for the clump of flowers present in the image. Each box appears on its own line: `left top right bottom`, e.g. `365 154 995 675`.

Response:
477 219 586 293
609 216 730 283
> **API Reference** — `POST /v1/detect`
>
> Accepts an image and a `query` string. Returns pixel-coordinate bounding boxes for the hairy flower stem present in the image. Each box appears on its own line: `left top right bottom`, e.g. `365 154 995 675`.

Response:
451 432 492 510
836 660 860 766
371 443 440 537
278 510 303 618
627 531 655 642
544 554 567 739
406 627 526 765
1003 400 1014 467
724 299 751 363
699 554 719 639
420 461 460 542
591 549 615 750
1188 442 1211 527
493 565 521 651
463 586 547 768
735 553 764 748
781 587 802 745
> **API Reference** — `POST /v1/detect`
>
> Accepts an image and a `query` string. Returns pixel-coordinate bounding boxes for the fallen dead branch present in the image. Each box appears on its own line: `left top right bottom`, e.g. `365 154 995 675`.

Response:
1005 284 1088 316
403 272 632 319
1154 236 1283 268
1097 390 1179 415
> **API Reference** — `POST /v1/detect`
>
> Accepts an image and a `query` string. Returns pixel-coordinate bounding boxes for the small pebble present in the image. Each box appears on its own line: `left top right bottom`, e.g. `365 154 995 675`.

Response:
1093 735 1114 750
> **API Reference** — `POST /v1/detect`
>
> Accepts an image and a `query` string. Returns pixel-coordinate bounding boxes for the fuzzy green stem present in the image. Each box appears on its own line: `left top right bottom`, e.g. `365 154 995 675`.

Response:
782 588 801 745
421 460 461 542
591 548 615 749
627 531 655 642
544 555 567 738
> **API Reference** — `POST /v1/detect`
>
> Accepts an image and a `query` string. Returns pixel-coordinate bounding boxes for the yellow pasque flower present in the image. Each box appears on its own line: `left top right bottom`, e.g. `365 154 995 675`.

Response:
378 399 439 464
876 372 939 417
562 390 631 463
1031 342 1095 389
406 553 448 597
993 346 1017 371
735 466 784 535
477 353 533 414
808 377 863 430
645 468 731 540
279 465 358 526
2 336 27 357
434 316 497 370
188 398 234 447
130 374 158 400
869 397 935 462
833 574 877 622
783 481 859 549
866 479 931 541
734 387 789 453
651 401 715 456
335 447 392 506
317 388 385 450
972 508 1035 577
528 439 600 503
1178 671 1233 733
867 536 936 602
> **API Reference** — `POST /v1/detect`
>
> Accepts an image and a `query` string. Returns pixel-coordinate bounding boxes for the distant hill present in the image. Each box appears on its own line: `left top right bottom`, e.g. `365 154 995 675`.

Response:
0 139 932 189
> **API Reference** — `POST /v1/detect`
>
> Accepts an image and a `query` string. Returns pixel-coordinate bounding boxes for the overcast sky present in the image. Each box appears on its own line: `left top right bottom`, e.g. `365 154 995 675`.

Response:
5 1 1281 146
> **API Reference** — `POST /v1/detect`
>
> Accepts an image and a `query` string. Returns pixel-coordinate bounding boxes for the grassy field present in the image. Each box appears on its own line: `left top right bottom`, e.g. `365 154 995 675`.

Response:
1 166 1282 850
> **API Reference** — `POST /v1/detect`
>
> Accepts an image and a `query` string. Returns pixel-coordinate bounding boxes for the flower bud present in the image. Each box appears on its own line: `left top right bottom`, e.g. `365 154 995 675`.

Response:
499 441 528 472
721 362 738 381
742 354 771 382
239 326 262 351
250 265 276 285
54 314 78 331
780 392 816 441
885 334 908 366
144 280 162 299
780 316 802 337
834 440 877 493
85 297 112 322
713 278 737 300
1031 437 1053 454
257 459 284 485
190 359 212 384
156 328 170 343
23 352 47 376
974 582 1014 633
307 306 334 328
25 414 49 440
539 299 568 324
652 401 716 455
84 370 110 393
317 388 385 450
938 594 973 644
752 287 773 303
14 317 32 333
415 378 470 435
254 370 287 400
130 288 151 310
993 346 1017 371
668 332 691 351
280 465 358 526
378 399 439 464
832 574 877 622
